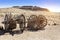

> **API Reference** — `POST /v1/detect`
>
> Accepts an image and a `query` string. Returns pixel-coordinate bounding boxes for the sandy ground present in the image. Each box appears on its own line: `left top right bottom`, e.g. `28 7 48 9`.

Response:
0 13 60 40
0 23 60 40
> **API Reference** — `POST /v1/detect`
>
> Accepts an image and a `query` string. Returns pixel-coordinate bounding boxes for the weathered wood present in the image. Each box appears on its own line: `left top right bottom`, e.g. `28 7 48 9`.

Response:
16 14 25 31
27 15 38 30
37 15 47 29
3 13 17 31
27 15 47 30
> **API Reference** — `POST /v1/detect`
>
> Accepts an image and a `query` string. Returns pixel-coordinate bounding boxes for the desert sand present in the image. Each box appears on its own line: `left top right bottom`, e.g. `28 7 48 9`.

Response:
0 8 60 40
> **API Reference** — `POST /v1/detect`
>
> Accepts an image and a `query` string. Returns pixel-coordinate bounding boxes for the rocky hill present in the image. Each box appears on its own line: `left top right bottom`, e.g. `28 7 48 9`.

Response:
12 6 49 12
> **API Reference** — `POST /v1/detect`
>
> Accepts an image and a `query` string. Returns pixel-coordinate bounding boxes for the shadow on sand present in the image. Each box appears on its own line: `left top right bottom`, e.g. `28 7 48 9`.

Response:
0 30 23 36
27 28 45 32
0 28 45 36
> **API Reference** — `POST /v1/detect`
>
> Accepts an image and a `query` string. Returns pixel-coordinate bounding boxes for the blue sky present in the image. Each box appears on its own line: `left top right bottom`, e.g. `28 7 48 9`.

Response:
0 0 60 12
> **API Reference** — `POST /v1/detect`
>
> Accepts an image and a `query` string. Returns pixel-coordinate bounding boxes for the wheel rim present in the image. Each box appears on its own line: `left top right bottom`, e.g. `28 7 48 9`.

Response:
37 15 47 28
4 14 9 30
16 14 25 30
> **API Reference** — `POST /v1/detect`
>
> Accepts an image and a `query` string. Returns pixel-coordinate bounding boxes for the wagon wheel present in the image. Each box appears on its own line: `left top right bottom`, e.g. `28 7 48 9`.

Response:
37 15 47 29
4 14 16 31
27 15 37 30
17 14 25 31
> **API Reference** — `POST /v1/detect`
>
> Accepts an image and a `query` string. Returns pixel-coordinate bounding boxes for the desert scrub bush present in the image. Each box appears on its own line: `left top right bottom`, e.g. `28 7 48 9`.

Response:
0 14 4 17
